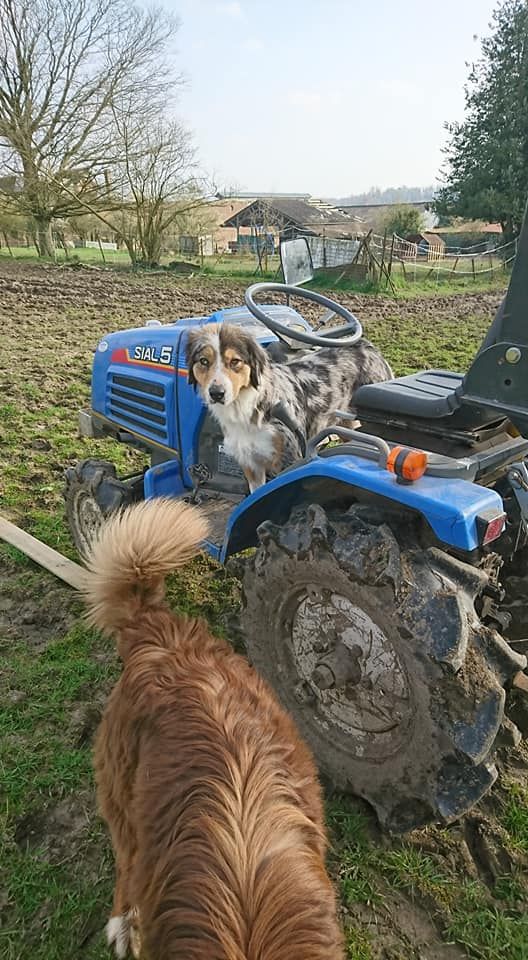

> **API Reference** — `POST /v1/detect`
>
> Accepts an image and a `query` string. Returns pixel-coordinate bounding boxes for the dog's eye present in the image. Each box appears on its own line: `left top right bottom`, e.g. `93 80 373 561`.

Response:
230 358 243 370
199 357 210 367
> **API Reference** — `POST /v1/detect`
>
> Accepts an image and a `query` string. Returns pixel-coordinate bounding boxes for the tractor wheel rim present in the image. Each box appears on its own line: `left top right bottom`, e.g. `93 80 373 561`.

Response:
75 491 104 555
290 590 412 747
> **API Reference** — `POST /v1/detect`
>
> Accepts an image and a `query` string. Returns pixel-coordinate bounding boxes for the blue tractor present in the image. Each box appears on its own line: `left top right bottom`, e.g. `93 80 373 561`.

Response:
64 209 528 832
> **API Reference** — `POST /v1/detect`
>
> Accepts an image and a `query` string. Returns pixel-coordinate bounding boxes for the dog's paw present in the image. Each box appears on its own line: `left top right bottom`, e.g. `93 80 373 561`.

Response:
106 914 130 958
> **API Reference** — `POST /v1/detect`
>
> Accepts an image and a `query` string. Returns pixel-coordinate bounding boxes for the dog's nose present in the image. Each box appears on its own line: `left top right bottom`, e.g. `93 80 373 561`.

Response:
209 383 225 403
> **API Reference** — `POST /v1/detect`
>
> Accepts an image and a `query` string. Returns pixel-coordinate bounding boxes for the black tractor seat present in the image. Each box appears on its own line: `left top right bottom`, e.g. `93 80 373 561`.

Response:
354 369 514 443
355 370 464 419
357 198 528 442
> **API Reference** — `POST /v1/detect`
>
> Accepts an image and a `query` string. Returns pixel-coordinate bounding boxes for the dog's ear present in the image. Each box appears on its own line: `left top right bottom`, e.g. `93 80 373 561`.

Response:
245 337 267 389
185 331 200 387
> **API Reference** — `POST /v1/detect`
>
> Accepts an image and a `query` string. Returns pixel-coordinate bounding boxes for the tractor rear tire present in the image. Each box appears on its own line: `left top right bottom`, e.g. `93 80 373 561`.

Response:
501 546 528 642
63 459 142 559
241 503 526 832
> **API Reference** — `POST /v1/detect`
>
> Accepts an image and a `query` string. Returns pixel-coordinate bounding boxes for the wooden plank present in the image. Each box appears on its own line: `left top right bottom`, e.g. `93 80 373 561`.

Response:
0 516 87 590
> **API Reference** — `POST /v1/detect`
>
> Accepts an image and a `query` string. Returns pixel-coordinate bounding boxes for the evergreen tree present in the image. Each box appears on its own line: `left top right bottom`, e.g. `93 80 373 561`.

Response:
435 0 528 238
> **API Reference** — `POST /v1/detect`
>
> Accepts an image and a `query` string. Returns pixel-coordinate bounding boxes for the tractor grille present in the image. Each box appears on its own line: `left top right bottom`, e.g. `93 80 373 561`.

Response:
108 373 169 442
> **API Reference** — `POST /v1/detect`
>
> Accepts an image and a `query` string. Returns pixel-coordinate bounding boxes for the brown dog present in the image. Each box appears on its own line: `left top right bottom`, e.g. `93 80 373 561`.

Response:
82 498 344 959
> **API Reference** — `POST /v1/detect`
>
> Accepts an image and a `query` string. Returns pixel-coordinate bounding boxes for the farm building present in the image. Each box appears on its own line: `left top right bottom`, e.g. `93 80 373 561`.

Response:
221 196 363 247
181 194 324 255
176 198 254 256
179 234 215 257
405 232 446 260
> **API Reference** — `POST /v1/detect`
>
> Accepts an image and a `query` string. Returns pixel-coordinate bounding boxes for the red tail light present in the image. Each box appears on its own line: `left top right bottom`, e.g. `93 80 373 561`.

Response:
477 512 506 546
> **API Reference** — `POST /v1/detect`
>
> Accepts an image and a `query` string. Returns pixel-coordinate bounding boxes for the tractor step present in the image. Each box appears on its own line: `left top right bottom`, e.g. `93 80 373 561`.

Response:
193 493 242 549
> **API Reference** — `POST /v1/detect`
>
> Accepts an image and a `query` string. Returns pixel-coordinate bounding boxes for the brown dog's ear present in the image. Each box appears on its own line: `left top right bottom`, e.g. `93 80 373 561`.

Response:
185 331 199 387
245 336 267 389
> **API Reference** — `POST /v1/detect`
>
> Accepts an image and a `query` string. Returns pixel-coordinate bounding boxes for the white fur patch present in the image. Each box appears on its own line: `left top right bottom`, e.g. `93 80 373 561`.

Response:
106 914 130 958
209 382 275 482
220 417 275 469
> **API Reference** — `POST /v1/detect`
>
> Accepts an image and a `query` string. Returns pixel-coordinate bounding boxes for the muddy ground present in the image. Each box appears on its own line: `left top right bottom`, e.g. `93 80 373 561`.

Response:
1 259 527 960
0 257 505 320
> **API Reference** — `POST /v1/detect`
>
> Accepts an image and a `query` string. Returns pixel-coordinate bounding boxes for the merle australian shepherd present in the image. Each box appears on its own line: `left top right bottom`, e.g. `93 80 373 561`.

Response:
82 498 344 960
186 322 392 492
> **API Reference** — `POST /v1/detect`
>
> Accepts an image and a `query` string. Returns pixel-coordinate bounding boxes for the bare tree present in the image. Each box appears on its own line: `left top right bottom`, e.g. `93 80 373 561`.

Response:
59 108 207 265
0 0 179 255
108 108 204 265
247 200 282 273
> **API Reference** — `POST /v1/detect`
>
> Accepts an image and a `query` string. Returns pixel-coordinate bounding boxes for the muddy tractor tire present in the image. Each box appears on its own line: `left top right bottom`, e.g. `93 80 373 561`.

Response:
242 503 526 832
63 459 142 559
501 547 528 643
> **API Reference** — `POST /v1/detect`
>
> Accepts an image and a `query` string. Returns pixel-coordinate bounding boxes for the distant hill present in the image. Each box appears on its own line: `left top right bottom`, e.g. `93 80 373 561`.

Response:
330 185 436 206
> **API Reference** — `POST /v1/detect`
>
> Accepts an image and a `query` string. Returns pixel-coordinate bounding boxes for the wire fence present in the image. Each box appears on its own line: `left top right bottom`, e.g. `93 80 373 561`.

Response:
270 227 520 292
286 229 517 284
369 233 518 280
305 235 361 269
3 225 516 287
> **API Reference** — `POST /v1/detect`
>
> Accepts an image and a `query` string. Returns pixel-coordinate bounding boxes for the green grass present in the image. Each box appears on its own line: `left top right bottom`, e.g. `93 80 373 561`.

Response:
201 253 281 280
0 620 116 959
0 242 512 295
328 806 528 960
344 926 375 960
500 783 528 854
1 627 112 810
0 259 526 959
446 883 528 960
0 242 130 267
2 847 114 960
380 846 453 903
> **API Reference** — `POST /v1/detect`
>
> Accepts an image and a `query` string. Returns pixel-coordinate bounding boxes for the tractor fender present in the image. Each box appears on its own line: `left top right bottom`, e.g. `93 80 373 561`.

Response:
220 453 504 560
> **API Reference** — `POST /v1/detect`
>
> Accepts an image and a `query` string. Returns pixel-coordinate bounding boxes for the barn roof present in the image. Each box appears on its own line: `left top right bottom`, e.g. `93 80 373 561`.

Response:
222 197 355 231
217 191 311 200
207 198 254 226
406 232 446 248
338 200 432 215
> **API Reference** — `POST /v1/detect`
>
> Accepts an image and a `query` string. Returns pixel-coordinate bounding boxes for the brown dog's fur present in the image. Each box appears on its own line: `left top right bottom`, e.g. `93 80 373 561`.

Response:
82 499 344 959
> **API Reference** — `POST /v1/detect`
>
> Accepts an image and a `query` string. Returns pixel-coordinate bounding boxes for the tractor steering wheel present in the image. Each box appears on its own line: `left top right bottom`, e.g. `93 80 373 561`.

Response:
244 282 363 348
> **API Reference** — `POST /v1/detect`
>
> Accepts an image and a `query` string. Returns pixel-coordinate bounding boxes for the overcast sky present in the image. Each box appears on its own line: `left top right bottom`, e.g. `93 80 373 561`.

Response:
163 0 498 197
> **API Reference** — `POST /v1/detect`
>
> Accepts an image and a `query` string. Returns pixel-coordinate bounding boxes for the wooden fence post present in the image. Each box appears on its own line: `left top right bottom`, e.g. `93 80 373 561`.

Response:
380 231 387 286
388 233 395 276
2 231 13 257
97 236 106 264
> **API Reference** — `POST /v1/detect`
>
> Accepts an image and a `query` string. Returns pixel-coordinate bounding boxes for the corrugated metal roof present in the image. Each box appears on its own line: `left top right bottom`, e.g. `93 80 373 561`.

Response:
222 197 354 229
